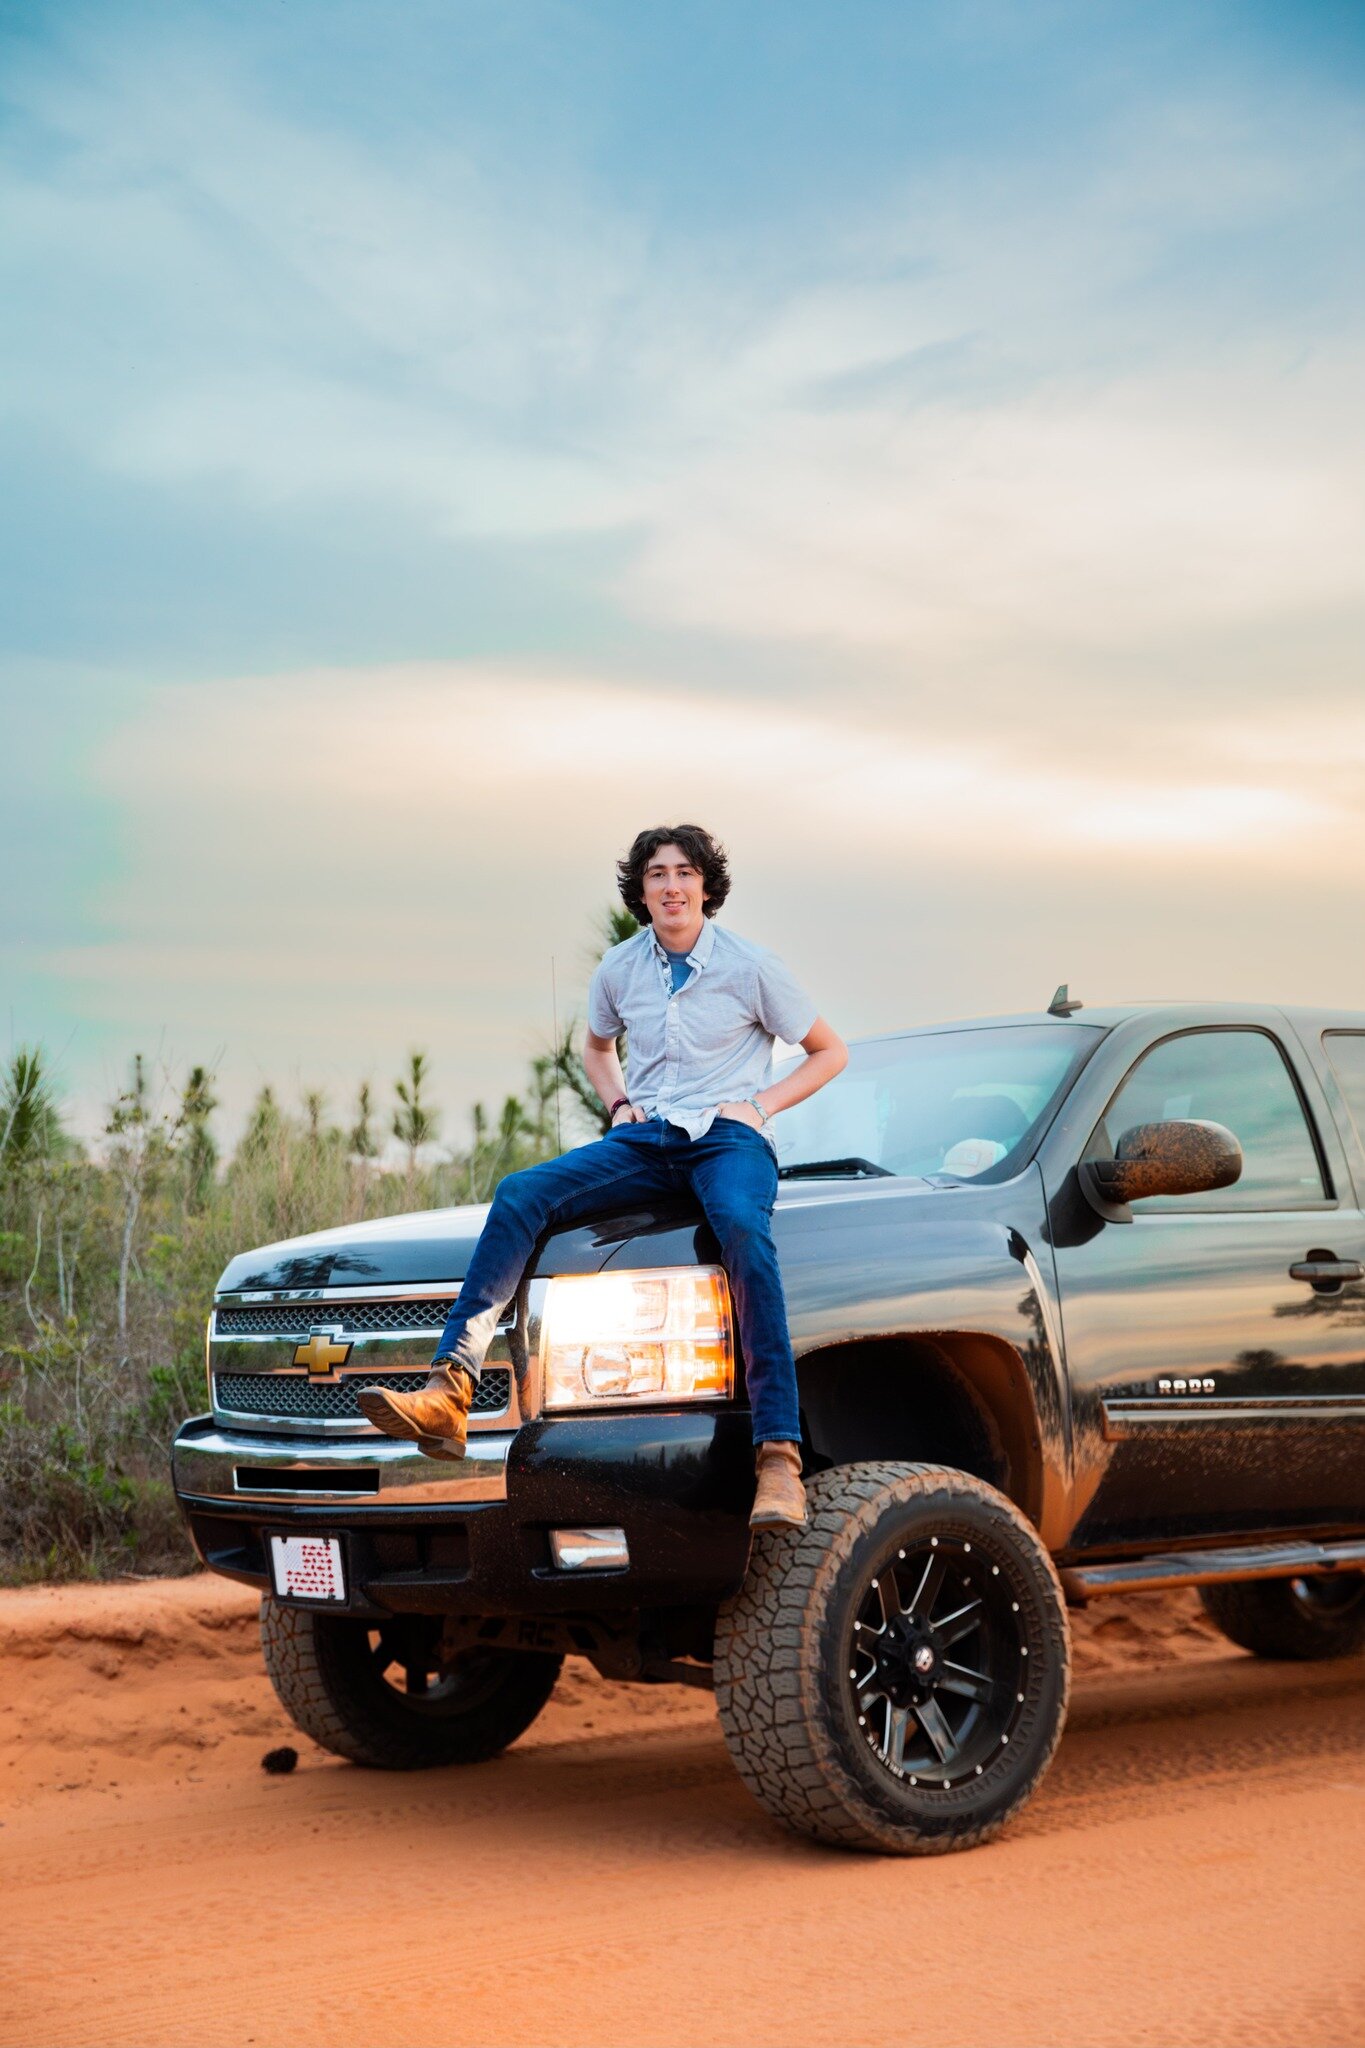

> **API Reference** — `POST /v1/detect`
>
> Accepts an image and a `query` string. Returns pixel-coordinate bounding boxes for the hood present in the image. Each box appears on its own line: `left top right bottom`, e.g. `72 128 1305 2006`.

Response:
214 1174 953 1295
216 1203 500 1294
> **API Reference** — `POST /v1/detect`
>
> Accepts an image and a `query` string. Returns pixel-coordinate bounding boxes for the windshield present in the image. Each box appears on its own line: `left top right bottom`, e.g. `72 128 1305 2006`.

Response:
774 1024 1102 1182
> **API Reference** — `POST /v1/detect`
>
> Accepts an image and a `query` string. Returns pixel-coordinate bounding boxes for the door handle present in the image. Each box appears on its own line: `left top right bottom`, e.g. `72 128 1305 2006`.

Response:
1289 1258 1364 1285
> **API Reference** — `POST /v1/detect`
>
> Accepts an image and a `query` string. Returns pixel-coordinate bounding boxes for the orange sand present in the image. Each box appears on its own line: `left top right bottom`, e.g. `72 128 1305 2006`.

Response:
1 1574 1361 2047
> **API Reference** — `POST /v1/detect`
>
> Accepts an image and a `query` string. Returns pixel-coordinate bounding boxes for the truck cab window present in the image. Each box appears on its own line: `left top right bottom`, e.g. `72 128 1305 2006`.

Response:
1322 1033 1365 1158
1098 1029 1328 1209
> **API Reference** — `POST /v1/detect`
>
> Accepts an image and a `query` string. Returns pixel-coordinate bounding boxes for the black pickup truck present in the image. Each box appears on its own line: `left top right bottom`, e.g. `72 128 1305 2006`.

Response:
172 1000 1365 1853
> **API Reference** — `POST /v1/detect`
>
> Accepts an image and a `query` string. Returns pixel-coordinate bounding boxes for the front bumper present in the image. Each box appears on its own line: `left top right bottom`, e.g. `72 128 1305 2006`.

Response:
173 1409 755 1620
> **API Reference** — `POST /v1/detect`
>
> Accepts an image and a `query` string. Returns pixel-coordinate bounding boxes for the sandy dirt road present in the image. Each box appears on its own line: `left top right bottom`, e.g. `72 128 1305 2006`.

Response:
1 1576 1362 2048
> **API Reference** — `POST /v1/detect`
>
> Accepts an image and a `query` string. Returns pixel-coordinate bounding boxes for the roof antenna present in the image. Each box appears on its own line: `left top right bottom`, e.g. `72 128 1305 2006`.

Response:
1048 983 1082 1017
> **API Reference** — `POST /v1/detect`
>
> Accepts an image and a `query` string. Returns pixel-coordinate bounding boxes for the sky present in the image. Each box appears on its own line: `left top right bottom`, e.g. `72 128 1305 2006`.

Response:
3 0 1364 1149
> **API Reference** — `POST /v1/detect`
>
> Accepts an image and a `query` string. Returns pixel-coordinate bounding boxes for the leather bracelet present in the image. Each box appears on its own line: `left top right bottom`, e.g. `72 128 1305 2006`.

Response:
608 1096 631 1120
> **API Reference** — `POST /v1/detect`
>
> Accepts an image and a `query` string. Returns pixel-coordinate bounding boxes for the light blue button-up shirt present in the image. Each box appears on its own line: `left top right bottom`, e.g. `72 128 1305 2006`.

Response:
587 920 818 1148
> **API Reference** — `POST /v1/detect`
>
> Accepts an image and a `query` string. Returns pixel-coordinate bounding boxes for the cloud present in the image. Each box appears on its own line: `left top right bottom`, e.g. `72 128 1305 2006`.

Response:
93 662 1350 878
11 657 1345 1143
4 10 1363 689
619 360 1365 665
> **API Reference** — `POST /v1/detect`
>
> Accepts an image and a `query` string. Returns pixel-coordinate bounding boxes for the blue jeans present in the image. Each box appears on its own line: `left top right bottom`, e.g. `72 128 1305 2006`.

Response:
431 1116 800 1445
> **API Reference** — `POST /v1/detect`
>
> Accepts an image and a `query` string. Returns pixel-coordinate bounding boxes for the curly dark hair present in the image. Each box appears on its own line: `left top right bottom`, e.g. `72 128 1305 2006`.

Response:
616 824 732 927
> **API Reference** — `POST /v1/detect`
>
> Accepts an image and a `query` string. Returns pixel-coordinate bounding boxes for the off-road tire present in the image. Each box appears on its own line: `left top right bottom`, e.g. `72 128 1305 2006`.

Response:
260 1599 562 1768
714 1462 1071 1854
1198 1573 1365 1661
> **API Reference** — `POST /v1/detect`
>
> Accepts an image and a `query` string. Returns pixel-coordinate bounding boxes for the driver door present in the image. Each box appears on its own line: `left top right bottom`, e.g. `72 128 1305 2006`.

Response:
1051 1025 1365 1549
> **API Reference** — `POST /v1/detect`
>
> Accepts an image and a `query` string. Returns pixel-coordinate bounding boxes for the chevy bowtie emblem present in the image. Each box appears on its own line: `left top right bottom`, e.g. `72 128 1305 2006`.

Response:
294 1327 352 1377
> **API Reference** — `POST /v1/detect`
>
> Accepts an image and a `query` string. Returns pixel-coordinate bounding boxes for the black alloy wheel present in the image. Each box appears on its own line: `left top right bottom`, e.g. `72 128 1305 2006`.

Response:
1289 1574 1365 1619
260 1599 563 1767
364 1616 513 1716
848 1534 1028 1790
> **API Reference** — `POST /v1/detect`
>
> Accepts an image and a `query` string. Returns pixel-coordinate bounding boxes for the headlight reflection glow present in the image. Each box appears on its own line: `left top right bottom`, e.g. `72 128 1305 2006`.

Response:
541 1268 734 1409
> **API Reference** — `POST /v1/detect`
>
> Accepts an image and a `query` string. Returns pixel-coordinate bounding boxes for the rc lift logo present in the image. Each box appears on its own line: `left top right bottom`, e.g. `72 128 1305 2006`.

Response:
293 1327 353 1379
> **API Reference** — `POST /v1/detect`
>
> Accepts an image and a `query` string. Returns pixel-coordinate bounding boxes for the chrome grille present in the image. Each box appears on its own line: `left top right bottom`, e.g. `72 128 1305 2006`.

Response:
216 1299 456 1337
214 1368 513 1421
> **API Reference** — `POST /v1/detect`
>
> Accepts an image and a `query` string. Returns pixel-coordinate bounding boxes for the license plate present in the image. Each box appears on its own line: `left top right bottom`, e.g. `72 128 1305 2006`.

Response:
269 1534 347 1603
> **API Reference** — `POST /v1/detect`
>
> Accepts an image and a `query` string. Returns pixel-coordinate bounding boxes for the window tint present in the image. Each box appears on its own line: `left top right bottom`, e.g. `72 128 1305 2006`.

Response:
1323 1034 1365 1156
1098 1030 1326 1209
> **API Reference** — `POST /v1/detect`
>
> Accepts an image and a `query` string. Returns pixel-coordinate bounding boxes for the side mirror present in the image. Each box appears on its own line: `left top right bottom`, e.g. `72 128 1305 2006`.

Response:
1080 1119 1242 1218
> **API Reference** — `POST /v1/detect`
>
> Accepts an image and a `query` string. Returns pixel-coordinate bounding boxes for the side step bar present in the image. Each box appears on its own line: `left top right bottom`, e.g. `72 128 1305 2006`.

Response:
1060 1536 1365 1604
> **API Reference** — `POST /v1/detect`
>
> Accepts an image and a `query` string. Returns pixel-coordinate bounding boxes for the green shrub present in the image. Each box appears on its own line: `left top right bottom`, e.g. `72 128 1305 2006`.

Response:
0 1031 596 1580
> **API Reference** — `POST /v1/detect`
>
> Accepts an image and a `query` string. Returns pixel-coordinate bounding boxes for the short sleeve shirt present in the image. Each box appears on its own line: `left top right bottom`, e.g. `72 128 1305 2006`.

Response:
587 920 818 1148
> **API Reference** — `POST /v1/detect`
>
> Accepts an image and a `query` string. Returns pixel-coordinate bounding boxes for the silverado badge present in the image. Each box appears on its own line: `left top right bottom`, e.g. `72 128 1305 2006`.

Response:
294 1328 352 1377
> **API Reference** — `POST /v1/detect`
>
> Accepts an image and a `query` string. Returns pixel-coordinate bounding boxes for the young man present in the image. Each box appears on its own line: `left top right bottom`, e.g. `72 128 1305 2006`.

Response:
359 824 847 1527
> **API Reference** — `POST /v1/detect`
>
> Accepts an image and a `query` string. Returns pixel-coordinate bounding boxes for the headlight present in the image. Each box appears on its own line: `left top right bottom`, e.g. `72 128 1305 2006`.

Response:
540 1267 734 1411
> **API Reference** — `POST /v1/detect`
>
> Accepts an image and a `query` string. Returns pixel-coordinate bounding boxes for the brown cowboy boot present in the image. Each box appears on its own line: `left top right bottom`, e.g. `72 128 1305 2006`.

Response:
356 1362 475 1461
749 1442 807 1529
